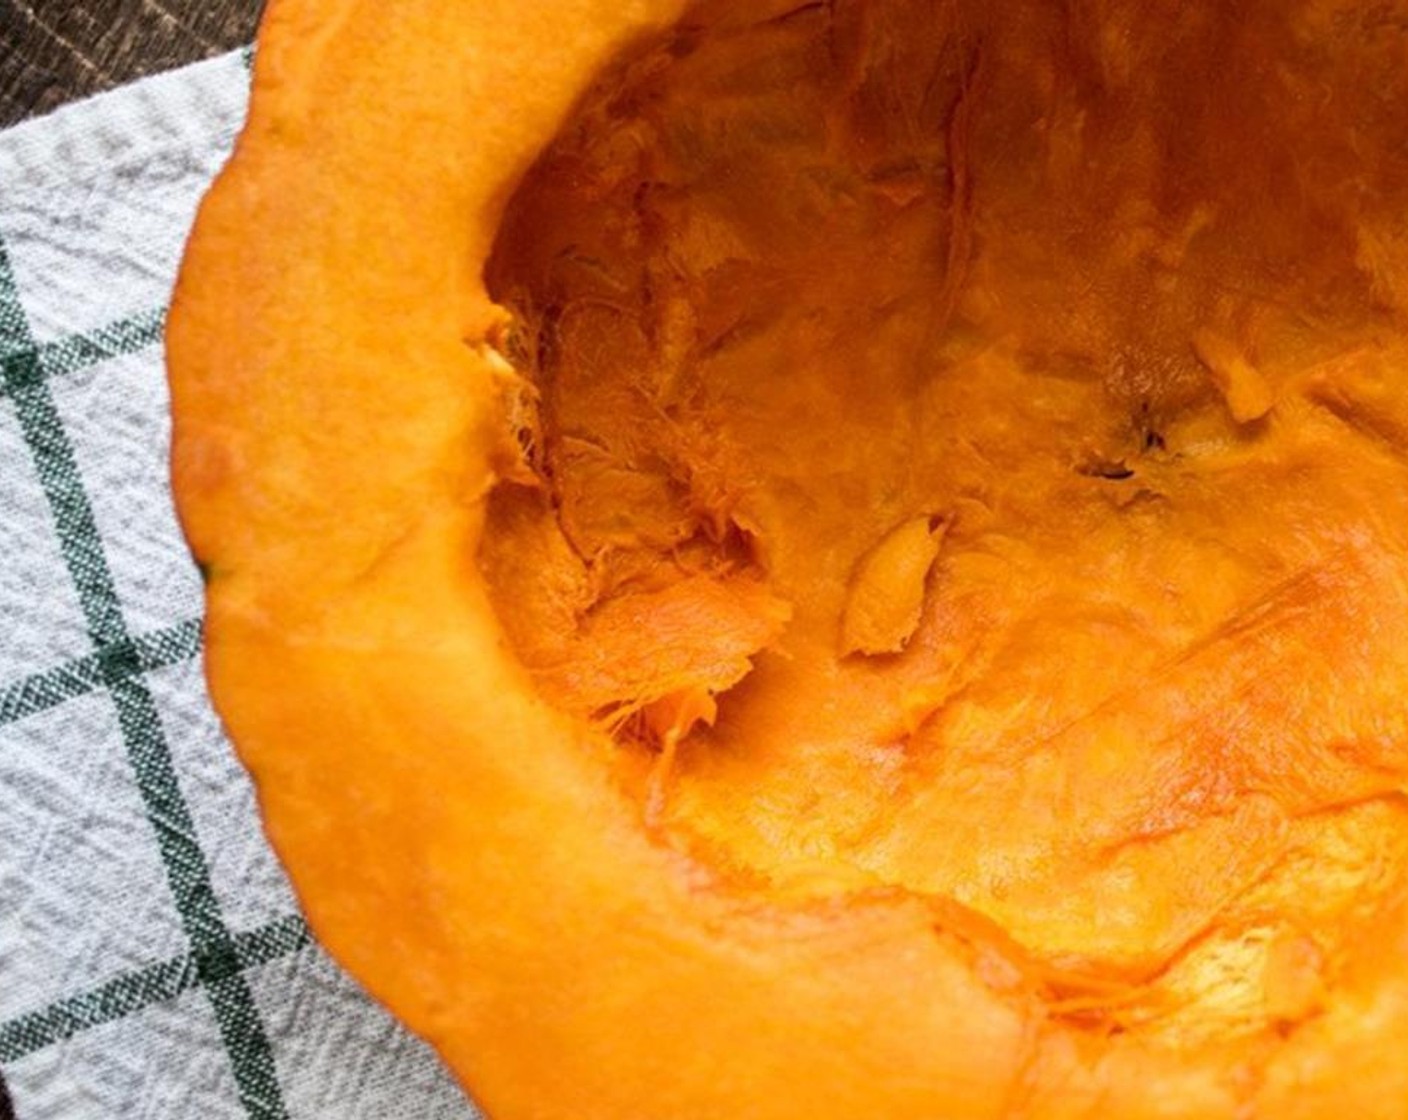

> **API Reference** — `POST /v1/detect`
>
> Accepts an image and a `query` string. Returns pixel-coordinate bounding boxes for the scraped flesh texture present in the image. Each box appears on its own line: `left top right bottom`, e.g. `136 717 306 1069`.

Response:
481 0 1408 1056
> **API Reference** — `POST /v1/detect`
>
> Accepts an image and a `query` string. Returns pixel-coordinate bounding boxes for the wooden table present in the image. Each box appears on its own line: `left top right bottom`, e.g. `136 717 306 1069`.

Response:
2 7 266 1117
1 0 266 128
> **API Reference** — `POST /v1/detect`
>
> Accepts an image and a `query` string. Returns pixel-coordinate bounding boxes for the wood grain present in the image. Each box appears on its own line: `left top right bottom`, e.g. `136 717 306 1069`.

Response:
0 0 266 128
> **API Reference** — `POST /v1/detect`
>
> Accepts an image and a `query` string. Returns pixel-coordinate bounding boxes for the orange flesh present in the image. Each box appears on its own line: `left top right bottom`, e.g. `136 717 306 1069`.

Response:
481 0 1408 1042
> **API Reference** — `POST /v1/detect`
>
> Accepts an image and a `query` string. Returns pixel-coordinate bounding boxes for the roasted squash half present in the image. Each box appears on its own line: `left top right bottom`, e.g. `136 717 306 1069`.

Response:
169 0 1408 1115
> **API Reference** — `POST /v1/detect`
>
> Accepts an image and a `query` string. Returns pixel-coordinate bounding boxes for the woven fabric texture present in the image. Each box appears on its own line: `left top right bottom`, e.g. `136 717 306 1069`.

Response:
0 50 479 1120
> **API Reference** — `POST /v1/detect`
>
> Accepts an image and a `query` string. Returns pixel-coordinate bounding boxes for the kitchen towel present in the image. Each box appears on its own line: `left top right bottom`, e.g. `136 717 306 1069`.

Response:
0 48 478 1120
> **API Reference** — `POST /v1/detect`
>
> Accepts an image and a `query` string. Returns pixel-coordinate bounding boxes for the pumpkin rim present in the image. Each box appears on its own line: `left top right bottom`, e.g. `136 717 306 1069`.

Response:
166 1 1408 1116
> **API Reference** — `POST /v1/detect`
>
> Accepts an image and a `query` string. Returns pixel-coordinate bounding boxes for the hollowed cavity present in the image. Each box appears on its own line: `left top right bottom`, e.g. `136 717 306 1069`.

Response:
480 0 1408 1040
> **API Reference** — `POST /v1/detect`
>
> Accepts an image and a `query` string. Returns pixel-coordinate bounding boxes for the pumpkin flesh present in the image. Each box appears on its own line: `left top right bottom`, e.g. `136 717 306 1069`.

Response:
167 0 1408 1115
481 0 1408 1053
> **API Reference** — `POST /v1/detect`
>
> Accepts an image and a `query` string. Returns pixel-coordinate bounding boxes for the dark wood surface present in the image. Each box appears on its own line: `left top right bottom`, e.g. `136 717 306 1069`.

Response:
1 0 266 128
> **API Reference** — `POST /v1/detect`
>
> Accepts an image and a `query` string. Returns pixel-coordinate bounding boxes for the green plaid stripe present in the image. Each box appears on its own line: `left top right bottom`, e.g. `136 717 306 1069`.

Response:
0 916 312 1066
0 617 201 727
29 309 166 390
0 308 166 403
0 237 293 1119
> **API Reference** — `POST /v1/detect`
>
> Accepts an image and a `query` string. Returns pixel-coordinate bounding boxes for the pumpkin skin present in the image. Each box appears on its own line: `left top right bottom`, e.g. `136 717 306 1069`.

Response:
168 0 1408 1117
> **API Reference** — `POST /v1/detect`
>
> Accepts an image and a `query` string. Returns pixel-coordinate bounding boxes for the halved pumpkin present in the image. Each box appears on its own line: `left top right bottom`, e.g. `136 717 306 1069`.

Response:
169 0 1408 1116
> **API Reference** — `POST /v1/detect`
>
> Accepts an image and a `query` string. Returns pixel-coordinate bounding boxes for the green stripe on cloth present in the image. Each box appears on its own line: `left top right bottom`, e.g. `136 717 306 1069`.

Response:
0 238 292 1120
233 915 314 971
0 617 202 727
34 308 166 384
0 308 164 401
1 957 196 1066
0 915 312 1065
